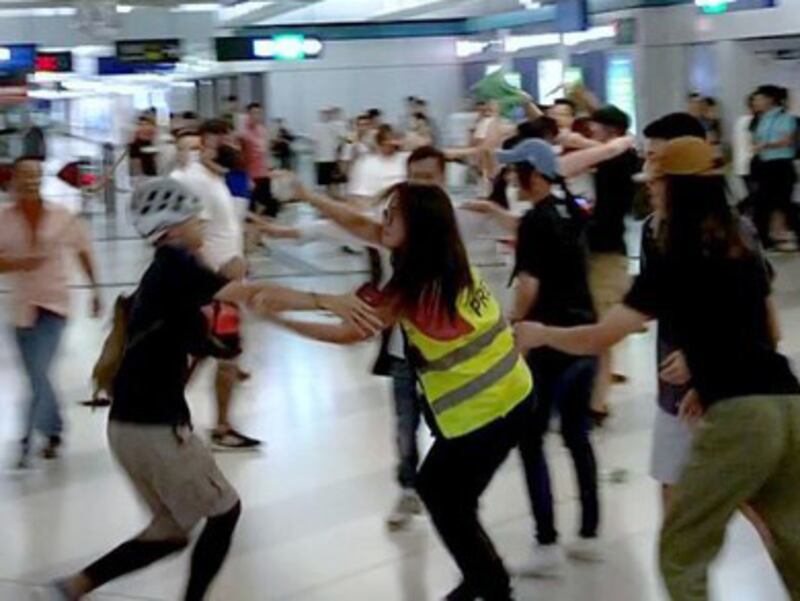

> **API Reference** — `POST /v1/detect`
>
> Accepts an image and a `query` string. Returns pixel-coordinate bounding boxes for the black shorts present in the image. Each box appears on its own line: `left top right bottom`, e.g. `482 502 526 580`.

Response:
316 162 339 186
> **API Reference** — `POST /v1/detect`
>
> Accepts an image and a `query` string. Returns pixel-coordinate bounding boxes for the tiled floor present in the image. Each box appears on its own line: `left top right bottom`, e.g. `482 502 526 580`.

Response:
1 202 798 601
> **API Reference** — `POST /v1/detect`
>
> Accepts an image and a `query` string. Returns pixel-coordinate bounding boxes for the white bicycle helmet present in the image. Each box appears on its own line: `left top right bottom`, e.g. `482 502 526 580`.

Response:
130 177 203 240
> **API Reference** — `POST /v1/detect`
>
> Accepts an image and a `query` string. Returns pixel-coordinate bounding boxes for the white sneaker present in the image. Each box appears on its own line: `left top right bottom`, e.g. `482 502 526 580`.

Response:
512 544 565 578
385 490 423 531
566 537 604 562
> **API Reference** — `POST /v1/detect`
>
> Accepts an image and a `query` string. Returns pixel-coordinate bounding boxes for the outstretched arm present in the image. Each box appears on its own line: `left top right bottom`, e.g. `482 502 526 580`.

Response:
297 184 383 246
559 136 635 179
515 304 647 355
216 281 383 335
460 200 520 235
264 292 397 345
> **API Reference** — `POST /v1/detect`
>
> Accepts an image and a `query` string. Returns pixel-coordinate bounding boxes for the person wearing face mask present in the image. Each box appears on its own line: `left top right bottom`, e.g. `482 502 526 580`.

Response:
171 119 261 451
0 156 101 468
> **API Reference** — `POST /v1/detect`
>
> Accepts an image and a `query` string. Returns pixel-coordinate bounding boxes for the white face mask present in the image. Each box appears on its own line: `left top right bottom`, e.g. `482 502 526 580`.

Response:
506 184 520 206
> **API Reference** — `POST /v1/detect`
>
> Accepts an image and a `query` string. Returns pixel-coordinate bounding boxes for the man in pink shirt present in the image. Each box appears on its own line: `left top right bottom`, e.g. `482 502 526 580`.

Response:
0 156 100 468
240 102 278 217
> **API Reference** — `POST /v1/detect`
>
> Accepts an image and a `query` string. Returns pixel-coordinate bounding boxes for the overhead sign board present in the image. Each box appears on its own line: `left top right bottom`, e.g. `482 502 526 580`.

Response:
116 39 181 64
98 56 176 75
216 35 324 61
36 51 73 73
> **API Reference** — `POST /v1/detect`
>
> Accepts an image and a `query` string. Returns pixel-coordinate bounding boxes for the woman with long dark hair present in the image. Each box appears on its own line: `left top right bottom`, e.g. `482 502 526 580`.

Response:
515 137 800 599
257 182 533 601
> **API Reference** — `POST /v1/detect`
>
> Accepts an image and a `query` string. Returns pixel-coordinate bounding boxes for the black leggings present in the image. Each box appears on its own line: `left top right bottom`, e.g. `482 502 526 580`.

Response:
416 402 529 601
83 501 241 601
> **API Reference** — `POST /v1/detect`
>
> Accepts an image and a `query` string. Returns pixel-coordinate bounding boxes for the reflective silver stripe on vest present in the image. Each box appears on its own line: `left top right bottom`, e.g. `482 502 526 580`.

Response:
431 347 520 416
416 316 507 375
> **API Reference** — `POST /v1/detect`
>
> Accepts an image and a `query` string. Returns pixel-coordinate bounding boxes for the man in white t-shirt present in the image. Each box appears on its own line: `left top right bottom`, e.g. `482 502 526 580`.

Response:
348 125 409 202
171 119 260 451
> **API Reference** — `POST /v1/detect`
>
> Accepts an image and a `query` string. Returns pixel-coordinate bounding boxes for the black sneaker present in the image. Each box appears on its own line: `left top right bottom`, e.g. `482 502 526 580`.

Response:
40 435 62 460
211 429 262 452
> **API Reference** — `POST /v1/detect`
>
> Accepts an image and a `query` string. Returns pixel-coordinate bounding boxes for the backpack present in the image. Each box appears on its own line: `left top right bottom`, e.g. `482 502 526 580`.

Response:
86 294 134 406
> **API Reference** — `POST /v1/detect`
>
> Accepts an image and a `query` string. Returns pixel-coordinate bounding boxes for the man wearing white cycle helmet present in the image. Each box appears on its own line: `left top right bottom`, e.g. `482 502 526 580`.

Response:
36 178 379 601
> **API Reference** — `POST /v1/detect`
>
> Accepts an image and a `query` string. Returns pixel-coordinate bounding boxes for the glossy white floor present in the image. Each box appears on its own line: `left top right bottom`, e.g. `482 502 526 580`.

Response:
1 197 799 601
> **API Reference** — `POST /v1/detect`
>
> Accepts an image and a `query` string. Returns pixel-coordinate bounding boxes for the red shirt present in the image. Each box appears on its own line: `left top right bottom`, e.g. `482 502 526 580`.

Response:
240 122 270 180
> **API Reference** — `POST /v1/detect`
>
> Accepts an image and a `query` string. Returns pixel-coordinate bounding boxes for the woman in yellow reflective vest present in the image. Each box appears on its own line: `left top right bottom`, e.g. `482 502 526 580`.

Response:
257 182 533 601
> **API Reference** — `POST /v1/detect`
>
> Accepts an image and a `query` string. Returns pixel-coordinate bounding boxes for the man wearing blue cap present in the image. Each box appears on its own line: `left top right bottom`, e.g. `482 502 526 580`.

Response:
497 139 602 577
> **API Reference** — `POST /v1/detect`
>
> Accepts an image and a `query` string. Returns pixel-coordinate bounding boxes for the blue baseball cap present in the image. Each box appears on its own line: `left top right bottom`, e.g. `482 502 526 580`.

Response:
496 138 559 181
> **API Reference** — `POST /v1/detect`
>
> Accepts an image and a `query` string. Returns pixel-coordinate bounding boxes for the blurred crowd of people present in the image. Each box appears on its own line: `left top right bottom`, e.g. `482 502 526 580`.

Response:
2 73 800 601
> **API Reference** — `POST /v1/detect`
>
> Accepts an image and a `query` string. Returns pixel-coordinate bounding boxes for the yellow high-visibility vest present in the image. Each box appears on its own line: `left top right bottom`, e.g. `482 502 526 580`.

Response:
402 273 533 439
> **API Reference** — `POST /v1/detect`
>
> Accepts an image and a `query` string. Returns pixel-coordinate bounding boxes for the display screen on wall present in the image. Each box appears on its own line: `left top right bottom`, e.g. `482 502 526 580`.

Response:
116 39 182 64
605 54 637 132
537 59 564 105
98 56 176 76
36 51 73 73
216 36 324 61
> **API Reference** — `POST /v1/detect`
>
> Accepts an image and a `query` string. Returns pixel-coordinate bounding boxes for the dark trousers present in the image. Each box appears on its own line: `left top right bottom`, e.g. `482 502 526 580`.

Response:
754 159 800 247
390 358 422 490
417 400 530 601
519 355 599 545
250 177 278 218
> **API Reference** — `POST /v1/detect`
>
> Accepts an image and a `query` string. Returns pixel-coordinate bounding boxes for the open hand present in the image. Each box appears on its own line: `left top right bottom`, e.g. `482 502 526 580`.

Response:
660 350 691 386
678 389 704 427
323 293 383 337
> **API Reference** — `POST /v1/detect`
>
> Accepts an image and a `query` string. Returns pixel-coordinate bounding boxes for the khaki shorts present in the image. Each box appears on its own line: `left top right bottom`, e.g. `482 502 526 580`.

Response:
108 421 239 539
588 253 631 318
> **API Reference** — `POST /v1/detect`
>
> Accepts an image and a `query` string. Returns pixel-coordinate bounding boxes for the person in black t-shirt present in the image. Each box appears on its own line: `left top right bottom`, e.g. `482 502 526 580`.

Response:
515 137 800 600
40 178 380 601
496 139 602 576
586 105 640 422
639 113 706 498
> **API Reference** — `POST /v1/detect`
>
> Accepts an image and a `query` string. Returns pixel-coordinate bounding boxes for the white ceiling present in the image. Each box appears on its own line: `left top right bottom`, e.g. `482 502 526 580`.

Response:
0 0 531 25
257 0 529 25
